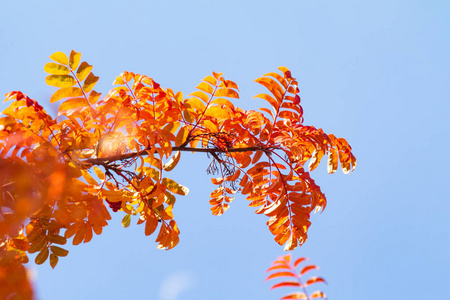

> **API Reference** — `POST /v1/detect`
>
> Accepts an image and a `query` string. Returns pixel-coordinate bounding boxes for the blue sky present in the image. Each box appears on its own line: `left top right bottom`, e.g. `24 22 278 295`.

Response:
1 0 449 299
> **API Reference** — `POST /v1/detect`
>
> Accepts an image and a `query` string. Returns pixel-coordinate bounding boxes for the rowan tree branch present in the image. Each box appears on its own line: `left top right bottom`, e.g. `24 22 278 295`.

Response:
84 145 279 165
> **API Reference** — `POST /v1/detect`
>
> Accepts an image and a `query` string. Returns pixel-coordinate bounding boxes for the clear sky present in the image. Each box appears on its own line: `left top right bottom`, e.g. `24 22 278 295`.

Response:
1 0 449 299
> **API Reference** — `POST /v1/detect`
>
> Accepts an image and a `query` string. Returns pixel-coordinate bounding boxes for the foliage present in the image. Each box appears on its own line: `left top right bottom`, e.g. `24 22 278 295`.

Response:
0 50 355 299
267 254 327 300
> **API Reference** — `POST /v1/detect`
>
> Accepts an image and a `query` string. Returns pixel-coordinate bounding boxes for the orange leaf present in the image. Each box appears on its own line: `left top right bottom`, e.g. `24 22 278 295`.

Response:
293 257 308 267
211 177 224 185
263 195 288 217
308 148 324 171
271 281 301 289
305 276 327 286
145 214 159 236
93 166 105 181
281 292 308 300
300 265 319 276
266 271 297 281
189 91 210 103
204 105 231 120
215 88 239 99
10 238 30 251
50 253 58 269
253 93 279 109
163 151 181 172
310 291 327 299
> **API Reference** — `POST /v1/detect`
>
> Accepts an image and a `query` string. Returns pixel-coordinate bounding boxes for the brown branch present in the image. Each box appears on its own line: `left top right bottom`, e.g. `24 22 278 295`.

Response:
84 145 279 165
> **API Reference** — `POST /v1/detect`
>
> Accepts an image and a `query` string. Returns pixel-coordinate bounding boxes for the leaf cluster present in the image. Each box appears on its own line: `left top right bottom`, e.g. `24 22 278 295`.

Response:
0 51 355 298
267 254 327 300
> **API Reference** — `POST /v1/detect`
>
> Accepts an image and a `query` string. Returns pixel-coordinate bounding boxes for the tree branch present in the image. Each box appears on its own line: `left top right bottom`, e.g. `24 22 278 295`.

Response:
84 145 279 165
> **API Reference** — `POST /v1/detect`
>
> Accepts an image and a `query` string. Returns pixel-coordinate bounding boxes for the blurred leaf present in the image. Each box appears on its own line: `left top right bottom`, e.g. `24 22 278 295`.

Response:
271 281 301 289
281 292 308 300
266 271 297 280
300 265 319 276
93 166 105 181
9 238 30 251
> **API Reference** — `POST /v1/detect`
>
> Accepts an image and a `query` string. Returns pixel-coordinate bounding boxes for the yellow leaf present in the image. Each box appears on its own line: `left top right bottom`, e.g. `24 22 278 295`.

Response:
189 91 210 103
69 50 81 70
50 87 83 103
81 169 98 185
203 75 217 86
197 82 214 94
58 97 88 114
82 72 99 93
88 90 101 104
49 51 69 65
121 214 131 228
93 166 105 180
215 88 239 99
101 189 124 202
163 151 181 171
162 178 189 196
45 75 77 88
185 98 206 112
113 75 125 85
211 98 234 109
76 61 93 81
175 126 189 146
44 63 70 75
204 106 231 120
